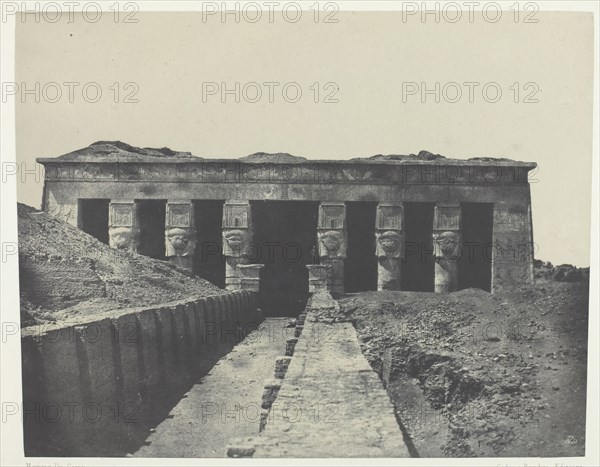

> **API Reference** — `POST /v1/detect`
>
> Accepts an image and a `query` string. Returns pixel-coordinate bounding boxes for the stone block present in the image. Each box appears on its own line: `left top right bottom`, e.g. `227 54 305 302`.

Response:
296 313 307 326
112 313 143 406
74 319 117 404
285 337 298 357
247 292 257 314
203 297 219 347
237 264 263 292
194 299 208 347
39 327 83 402
23 327 88 455
274 356 292 379
73 319 121 447
220 295 240 347
306 264 332 293
136 309 162 395
21 334 47 455
321 258 344 294
154 307 178 387
261 379 282 409
259 408 270 433
232 291 243 322
224 294 234 324
184 301 201 356
170 304 193 372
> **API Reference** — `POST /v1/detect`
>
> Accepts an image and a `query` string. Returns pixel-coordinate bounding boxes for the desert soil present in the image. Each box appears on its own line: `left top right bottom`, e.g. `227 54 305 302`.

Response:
336 279 589 457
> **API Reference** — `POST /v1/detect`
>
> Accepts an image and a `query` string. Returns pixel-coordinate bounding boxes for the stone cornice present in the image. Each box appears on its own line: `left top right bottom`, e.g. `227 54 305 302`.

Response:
37 156 537 168
36 142 537 185
37 160 535 185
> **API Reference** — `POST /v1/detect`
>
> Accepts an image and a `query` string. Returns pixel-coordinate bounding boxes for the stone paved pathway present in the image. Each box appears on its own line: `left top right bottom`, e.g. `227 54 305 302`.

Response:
133 317 289 458
233 312 411 457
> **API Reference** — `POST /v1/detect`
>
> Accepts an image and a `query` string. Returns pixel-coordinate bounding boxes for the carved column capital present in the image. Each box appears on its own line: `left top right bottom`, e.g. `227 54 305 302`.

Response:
432 203 462 261
317 202 347 259
317 202 346 294
433 203 461 231
375 203 404 290
223 201 259 291
433 203 462 292
433 230 462 261
165 201 195 271
108 200 139 253
317 230 347 259
376 230 404 259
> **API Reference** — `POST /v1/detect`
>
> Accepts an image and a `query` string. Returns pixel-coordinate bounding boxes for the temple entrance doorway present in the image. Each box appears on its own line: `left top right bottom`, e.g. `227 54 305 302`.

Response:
194 200 226 288
137 200 167 260
459 203 494 292
251 201 319 316
78 199 109 244
345 202 378 292
402 202 436 291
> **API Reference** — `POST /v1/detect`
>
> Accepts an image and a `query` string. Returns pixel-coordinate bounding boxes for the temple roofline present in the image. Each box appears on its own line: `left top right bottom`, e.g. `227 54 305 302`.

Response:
35 141 537 169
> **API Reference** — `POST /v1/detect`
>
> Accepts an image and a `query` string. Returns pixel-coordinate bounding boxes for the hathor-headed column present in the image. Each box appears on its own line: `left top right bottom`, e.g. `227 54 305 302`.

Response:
433 203 462 293
376 204 404 291
317 202 346 294
222 200 263 291
109 200 139 253
165 201 196 272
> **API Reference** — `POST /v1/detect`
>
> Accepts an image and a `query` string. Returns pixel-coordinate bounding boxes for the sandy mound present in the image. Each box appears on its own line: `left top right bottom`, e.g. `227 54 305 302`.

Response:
18 203 224 327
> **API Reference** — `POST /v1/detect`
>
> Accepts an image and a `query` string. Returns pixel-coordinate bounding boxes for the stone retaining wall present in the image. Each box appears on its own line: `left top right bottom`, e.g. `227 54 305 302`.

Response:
21 291 260 456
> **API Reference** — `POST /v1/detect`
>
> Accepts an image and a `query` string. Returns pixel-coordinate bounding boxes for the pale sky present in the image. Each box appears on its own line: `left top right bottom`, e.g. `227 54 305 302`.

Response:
15 11 594 267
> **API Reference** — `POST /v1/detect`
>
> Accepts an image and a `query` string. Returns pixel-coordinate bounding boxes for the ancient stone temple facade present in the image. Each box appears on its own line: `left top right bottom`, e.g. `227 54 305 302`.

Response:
37 142 536 307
